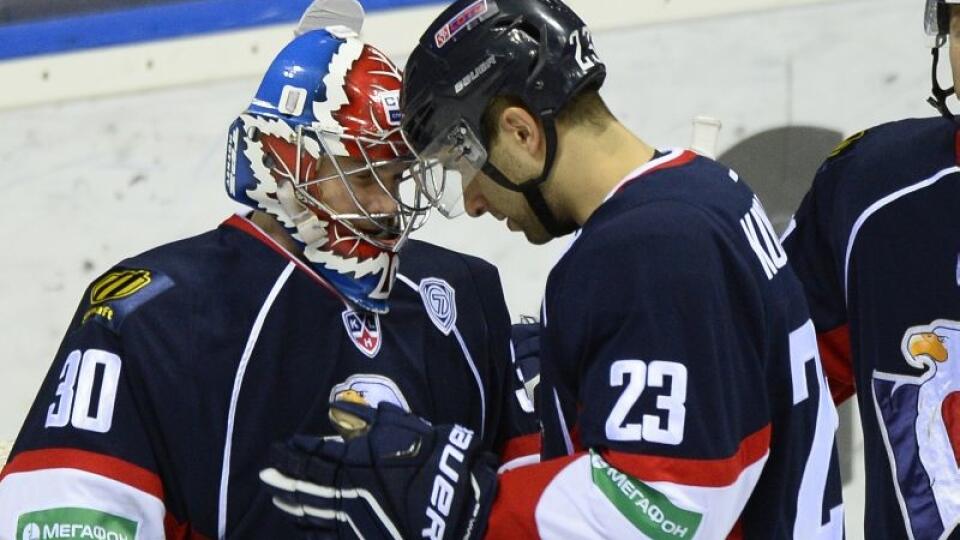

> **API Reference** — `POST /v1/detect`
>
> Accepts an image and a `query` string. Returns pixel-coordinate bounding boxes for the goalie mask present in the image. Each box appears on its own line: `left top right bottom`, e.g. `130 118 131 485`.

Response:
225 29 432 313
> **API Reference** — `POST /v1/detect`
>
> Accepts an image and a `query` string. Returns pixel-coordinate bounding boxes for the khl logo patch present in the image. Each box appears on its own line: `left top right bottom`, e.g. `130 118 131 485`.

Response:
342 309 382 358
419 278 457 335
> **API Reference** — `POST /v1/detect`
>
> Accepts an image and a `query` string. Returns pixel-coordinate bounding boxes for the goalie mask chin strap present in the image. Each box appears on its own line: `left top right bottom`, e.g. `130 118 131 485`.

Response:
276 180 328 246
479 115 578 238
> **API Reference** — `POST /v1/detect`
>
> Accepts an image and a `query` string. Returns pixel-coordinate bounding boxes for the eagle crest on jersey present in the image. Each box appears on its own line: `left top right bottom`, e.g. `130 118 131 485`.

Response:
328 373 410 438
226 29 430 313
873 319 960 539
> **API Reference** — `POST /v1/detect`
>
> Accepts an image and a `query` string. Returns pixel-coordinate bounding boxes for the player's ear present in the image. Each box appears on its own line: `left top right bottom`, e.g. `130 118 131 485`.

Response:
499 106 543 158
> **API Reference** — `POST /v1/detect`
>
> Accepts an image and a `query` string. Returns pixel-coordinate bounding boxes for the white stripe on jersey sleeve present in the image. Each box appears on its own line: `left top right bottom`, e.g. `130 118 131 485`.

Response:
0 468 165 539
533 452 768 539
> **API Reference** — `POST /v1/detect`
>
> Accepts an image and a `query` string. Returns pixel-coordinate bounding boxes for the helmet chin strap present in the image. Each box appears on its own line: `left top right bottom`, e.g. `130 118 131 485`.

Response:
276 180 328 246
929 42 958 120
479 115 578 238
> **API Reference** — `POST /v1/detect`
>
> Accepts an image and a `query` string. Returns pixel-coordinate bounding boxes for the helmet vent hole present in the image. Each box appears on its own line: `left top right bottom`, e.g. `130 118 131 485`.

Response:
262 154 277 169
515 22 542 44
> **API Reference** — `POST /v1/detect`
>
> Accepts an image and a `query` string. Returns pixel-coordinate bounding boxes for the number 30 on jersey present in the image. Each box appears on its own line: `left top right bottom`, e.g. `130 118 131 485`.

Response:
45 349 122 433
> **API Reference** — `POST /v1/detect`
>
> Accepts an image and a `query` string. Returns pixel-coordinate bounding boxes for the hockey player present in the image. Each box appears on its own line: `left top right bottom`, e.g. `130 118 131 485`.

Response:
0 26 535 538
261 0 846 538
778 1 960 538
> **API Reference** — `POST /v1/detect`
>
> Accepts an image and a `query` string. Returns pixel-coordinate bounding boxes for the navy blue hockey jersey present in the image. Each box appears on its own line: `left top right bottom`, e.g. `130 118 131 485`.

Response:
488 149 844 539
0 214 533 539
782 116 960 540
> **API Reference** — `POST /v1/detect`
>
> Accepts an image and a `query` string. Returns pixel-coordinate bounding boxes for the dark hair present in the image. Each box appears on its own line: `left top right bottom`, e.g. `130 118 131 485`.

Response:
480 88 613 145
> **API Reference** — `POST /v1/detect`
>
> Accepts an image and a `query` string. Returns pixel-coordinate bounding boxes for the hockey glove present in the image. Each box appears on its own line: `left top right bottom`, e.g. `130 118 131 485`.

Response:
260 401 498 540
511 321 541 411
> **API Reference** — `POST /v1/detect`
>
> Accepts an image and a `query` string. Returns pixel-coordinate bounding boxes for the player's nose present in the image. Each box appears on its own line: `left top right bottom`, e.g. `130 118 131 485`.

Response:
363 191 399 215
463 182 487 218
363 173 402 214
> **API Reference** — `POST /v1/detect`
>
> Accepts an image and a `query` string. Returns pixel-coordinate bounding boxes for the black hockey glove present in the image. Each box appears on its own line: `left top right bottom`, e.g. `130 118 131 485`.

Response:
260 401 498 540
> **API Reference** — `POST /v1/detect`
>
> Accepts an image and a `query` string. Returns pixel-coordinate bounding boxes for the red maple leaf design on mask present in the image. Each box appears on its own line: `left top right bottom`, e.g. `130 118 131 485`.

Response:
333 45 408 162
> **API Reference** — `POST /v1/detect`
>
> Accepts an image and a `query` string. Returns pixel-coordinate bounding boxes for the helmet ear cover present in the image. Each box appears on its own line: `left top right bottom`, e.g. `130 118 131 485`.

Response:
938 1 951 37
925 0 954 37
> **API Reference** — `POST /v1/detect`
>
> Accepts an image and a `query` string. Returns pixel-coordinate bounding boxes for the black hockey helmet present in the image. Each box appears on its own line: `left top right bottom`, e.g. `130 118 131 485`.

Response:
402 0 606 237
924 0 960 117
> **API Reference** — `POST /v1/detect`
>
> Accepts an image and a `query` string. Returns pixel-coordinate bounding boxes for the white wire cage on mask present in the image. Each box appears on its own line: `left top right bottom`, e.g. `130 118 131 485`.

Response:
403 121 489 219
261 122 435 252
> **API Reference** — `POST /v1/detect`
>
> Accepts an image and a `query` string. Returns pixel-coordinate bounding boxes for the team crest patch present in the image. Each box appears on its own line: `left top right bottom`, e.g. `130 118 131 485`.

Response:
419 278 457 335
330 374 410 411
342 309 382 358
90 269 152 304
82 268 173 329
434 0 488 49
872 319 960 539
329 374 410 437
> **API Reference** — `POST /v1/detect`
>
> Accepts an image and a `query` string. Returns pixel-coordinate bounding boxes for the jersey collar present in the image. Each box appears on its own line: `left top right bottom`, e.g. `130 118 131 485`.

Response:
603 148 698 203
557 149 698 262
222 213 350 307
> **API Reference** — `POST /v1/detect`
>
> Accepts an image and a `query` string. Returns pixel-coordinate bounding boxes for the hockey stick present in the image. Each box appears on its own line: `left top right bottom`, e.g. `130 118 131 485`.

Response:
690 115 722 159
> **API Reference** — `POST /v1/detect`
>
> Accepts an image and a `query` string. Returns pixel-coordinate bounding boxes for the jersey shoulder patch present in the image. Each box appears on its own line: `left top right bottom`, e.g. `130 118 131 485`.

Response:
826 130 867 160
81 268 175 332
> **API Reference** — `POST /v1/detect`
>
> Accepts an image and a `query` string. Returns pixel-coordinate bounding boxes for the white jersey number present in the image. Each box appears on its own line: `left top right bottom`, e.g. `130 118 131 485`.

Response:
45 349 122 433
789 320 843 538
606 360 687 445
568 26 600 73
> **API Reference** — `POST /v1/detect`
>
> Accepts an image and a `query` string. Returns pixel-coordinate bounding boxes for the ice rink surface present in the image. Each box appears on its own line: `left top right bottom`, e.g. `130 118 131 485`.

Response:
0 0 937 535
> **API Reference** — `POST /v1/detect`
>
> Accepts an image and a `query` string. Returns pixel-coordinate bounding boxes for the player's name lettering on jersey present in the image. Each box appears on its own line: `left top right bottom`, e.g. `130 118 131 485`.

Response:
740 196 787 280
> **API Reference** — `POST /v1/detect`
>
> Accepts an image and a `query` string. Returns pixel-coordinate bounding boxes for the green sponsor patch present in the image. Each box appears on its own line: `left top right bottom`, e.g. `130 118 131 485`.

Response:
17 507 138 540
590 450 703 539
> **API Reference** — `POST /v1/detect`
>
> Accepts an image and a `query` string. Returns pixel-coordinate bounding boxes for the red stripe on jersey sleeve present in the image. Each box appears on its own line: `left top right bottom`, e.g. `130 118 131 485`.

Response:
485 453 581 540
603 423 771 488
817 324 854 404
164 512 212 540
0 448 163 500
500 433 541 465
727 519 744 539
